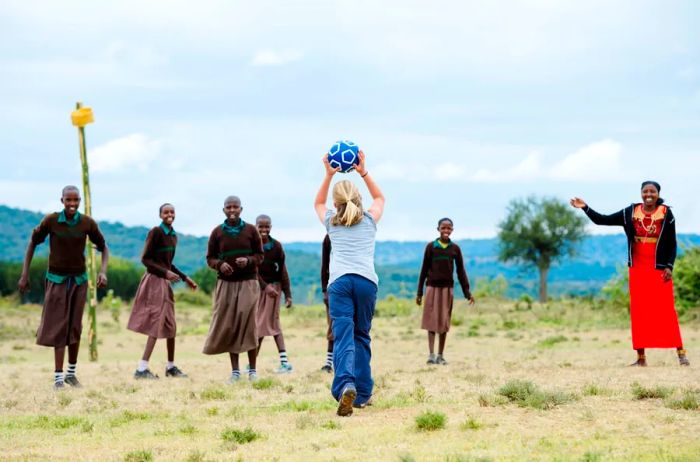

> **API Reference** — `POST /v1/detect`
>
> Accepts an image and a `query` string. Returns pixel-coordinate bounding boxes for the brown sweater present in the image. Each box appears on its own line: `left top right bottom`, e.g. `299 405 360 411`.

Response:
417 239 471 298
206 221 264 282
321 234 331 292
141 224 187 279
31 212 106 276
258 238 292 299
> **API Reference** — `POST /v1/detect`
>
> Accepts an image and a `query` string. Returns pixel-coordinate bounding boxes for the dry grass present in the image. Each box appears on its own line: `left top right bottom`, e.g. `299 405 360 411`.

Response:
0 297 699 461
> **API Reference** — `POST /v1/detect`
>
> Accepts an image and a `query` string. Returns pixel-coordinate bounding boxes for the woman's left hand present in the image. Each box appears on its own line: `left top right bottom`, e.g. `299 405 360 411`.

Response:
323 154 341 177
662 268 673 282
355 150 367 177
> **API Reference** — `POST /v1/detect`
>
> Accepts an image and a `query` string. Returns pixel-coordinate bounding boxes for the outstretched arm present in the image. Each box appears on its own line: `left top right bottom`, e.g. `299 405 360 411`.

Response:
570 197 624 227
354 151 385 223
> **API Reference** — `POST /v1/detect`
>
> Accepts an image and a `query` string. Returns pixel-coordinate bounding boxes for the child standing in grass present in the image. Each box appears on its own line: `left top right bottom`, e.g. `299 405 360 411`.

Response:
17 185 109 389
255 214 294 373
127 203 198 380
203 196 264 382
320 234 334 373
416 218 474 365
314 151 385 416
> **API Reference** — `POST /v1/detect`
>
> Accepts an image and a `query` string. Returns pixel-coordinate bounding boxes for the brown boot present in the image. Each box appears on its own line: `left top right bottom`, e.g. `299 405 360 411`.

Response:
629 355 647 367
678 349 690 366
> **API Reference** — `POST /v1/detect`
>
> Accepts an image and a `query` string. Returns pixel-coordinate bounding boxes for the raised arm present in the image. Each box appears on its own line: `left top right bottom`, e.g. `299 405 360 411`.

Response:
354 151 385 223
570 197 625 227
314 155 340 224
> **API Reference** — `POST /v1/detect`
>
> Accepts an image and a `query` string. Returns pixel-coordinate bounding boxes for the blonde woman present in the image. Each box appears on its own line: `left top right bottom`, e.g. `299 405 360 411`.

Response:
314 151 385 416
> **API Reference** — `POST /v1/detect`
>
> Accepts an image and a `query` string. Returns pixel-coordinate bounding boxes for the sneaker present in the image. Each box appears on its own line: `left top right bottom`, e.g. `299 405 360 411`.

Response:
53 381 65 390
353 397 373 409
321 365 333 373
165 366 188 378
276 363 293 374
679 355 690 367
628 358 647 367
436 356 448 366
64 375 82 388
227 374 241 384
134 369 159 379
248 372 258 382
337 385 357 417
427 355 437 365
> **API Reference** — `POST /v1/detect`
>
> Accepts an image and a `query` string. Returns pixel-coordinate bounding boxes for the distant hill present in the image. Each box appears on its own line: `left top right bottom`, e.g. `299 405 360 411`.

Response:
3 204 700 301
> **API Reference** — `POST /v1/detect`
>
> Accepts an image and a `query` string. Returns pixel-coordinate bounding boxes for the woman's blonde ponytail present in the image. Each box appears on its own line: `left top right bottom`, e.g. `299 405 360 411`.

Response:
331 180 364 227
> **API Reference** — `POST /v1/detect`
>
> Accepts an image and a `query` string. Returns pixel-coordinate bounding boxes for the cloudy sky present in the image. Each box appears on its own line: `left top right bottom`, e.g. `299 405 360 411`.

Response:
1 1 699 241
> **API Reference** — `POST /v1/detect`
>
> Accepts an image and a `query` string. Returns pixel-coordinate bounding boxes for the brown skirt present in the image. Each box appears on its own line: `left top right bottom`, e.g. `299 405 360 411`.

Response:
36 279 88 347
127 273 176 339
421 286 454 334
203 279 259 355
256 283 283 337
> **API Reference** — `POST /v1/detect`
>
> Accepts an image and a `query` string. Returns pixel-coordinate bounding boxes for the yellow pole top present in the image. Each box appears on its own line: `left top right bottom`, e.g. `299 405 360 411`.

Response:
71 107 94 127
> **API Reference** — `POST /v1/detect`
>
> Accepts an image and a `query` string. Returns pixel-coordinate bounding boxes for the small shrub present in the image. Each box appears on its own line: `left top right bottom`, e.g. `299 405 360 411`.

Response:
631 382 673 400
221 426 261 444
200 386 230 401
498 379 575 410
123 450 153 462
415 410 447 431
582 384 608 397
321 420 340 430
460 416 483 430
179 423 198 435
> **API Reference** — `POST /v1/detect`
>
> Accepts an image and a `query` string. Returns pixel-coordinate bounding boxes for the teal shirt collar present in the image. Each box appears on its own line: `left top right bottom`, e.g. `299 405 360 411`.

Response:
433 238 452 249
160 222 176 236
222 218 246 237
263 237 275 251
58 210 81 227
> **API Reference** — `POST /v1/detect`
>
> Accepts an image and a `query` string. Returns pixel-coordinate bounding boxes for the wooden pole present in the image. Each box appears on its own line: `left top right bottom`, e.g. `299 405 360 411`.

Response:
75 101 99 361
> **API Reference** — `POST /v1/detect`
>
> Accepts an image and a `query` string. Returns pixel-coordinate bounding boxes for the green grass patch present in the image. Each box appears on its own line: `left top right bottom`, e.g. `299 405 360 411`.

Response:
498 379 576 410
664 390 700 410
110 410 152 427
582 383 610 397
199 386 230 401
460 416 484 431
123 449 153 462
321 420 341 430
631 382 674 400
537 335 568 348
251 377 280 390
221 426 261 444
415 410 447 431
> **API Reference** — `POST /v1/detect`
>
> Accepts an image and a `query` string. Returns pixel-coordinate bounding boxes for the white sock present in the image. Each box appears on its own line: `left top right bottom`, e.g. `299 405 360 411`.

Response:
54 371 64 384
66 363 77 378
166 361 175 370
137 360 149 372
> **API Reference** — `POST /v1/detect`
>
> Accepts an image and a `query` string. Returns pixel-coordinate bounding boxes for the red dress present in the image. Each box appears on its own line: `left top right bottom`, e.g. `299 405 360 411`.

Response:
628 205 683 349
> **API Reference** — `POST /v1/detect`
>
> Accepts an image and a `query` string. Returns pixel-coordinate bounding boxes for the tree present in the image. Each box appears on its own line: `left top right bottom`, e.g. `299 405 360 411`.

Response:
498 196 587 302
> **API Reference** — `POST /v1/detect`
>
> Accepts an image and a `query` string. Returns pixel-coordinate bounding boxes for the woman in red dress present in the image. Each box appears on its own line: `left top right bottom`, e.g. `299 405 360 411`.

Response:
571 181 689 367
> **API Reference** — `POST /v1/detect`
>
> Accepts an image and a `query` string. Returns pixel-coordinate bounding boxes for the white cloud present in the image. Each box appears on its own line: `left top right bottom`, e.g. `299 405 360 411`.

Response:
90 134 163 173
250 50 303 67
549 139 623 181
470 152 543 183
433 162 466 181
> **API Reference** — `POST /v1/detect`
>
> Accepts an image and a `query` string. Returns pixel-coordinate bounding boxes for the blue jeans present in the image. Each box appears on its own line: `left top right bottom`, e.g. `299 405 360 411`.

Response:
328 274 377 405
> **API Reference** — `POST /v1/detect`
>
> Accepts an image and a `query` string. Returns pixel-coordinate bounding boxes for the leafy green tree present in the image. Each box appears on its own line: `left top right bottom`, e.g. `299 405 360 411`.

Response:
674 246 700 308
498 196 587 302
192 266 218 294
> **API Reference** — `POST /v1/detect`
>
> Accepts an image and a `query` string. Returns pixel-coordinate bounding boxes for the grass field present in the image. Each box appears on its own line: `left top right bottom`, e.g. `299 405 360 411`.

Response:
1 296 699 462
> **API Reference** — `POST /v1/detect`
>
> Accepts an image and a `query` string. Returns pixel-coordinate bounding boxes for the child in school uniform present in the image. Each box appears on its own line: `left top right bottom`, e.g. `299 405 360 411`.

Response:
255 214 294 373
18 185 109 389
320 234 334 372
416 218 475 365
203 196 264 382
127 203 198 379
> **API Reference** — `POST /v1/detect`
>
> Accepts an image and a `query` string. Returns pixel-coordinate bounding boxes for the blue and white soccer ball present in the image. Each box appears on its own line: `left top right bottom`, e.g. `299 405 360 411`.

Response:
327 140 360 173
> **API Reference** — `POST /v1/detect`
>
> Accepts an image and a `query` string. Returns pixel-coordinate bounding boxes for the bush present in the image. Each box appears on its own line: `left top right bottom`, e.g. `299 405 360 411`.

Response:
674 246 700 308
631 382 673 400
600 266 629 310
221 426 260 444
664 390 700 410
415 410 447 431
192 266 217 295
174 288 211 306
498 379 575 410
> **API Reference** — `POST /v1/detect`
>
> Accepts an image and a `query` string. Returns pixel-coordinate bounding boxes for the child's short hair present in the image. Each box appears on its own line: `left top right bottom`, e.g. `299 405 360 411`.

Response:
437 217 454 227
159 203 174 214
62 185 80 196
256 214 271 224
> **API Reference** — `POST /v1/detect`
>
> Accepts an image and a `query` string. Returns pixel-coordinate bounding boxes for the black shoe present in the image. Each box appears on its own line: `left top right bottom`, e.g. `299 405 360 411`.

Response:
134 369 159 380
65 375 82 388
165 366 188 378
53 381 65 390
321 365 333 373
337 385 357 417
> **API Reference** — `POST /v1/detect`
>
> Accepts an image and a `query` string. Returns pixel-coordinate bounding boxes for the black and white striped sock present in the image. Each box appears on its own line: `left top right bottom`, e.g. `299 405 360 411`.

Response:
66 363 77 378
279 351 288 365
231 369 240 380
325 351 333 367
54 370 64 384
248 368 257 377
